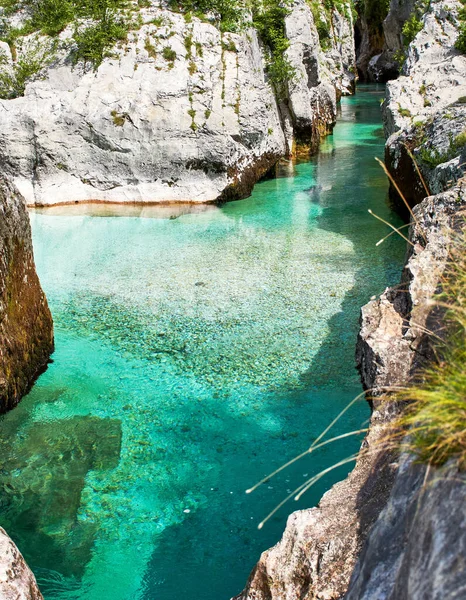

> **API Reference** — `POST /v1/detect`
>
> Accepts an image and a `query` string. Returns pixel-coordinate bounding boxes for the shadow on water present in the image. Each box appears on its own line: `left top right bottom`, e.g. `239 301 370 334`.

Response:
299 86 406 388
0 408 122 581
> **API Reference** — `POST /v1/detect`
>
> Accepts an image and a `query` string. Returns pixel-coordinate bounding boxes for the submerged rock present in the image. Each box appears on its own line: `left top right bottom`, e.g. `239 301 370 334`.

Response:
0 178 54 412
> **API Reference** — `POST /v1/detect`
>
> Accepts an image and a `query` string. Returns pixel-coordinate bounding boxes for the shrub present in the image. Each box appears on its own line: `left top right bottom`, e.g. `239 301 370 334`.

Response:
397 237 466 469
0 38 56 98
73 15 128 67
162 46 177 62
402 13 423 46
456 22 466 53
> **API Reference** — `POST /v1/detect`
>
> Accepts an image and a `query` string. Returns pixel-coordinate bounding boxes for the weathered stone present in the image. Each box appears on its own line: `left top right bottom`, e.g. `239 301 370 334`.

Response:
0 527 43 600
0 0 355 207
0 177 54 412
233 417 398 600
345 458 466 600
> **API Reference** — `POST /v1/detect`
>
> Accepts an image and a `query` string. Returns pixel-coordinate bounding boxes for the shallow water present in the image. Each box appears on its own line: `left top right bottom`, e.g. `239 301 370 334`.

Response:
0 85 405 600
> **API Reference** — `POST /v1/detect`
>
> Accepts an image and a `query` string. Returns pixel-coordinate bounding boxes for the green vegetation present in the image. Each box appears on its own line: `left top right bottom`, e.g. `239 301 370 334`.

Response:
0 38 56 98
401 11 423 46
167 0 247 33
252 0 295 95
111 109 126 125
355 0 390 34
0 0 133 70
456 0 466 53
398 107 412 118
162 46 177 62
419 129 466 168
397 239 466 469
0 0 352 100
392 0 430 66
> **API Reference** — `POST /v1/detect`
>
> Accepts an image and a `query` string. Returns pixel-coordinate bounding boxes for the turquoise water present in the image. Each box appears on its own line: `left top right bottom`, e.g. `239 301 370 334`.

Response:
0 85 404 600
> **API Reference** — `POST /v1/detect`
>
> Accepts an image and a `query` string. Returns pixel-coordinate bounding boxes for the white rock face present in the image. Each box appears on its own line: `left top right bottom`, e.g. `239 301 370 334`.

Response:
384 0 466 137
0 0 354 206
0 527 43 600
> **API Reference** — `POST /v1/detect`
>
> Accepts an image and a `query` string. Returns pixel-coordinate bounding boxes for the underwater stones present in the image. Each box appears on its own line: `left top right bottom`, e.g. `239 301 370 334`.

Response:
0 416 122 579
0 178 53 413
0 527 43 600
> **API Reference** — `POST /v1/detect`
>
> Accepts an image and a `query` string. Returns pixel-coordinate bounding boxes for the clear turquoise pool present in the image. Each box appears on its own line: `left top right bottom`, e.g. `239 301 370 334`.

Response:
0 85 405 600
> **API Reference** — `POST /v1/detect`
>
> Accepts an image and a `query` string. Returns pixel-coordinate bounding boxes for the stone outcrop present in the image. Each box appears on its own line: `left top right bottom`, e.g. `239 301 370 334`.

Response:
356 0 415 82
0 0 355 207
382 0 466 216
236 2 466 598
234 413 398 600
0 177 54 413
0 528 43 600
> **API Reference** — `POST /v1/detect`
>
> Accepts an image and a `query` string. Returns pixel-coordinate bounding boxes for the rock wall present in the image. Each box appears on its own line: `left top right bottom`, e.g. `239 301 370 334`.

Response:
383 0 466 216
0 0 355 207
0 527 43 600
356 0 415 82
0 177 54 413
235 2 466 598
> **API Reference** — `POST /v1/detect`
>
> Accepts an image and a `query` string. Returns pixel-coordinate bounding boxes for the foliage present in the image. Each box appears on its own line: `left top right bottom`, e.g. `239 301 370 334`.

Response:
73 13 128 66
252 0 295 96
456 0 466 53
397 236 466 469
0 0 132 68
308 0 331 50
355 0 390 33
419 129 466 168
0 38 56 98
401 13 423 46
167 0 247 32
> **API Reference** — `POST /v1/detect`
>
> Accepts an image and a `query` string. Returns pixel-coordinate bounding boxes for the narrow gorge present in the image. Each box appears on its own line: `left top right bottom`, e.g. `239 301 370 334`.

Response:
0 1 464 599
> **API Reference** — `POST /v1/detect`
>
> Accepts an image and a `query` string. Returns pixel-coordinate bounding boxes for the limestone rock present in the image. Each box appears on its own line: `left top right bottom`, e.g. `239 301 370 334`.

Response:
0 527 43 600
384 0 466 138
0 177 54 412
0 0 355 207
233 415 398 600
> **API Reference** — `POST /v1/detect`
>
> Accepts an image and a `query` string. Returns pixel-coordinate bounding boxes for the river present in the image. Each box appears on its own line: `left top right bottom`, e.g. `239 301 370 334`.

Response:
0 84 405 600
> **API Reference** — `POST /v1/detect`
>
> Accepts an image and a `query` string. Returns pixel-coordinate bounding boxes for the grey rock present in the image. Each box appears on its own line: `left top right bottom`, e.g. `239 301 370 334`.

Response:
345 458 466 600
233 415 398 600
0 527 43 600
0 0 355 207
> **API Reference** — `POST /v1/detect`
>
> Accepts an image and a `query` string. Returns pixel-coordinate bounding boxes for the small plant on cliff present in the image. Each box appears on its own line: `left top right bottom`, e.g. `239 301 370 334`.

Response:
252 0 296 97
0 37 56 99
456 0 466 53
395 235 466 469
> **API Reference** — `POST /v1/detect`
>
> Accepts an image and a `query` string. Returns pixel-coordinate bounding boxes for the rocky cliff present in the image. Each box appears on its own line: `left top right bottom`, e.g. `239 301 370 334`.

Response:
0 177 53 413
235 2 466 598
356 0 415 82
0 0 355 206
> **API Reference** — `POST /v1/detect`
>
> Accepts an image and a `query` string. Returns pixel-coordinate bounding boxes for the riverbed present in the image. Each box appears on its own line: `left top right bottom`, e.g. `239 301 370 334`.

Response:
0 85 405 600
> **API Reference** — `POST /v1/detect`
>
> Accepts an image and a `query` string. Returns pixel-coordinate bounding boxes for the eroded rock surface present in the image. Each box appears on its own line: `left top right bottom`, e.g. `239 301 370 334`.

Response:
0 528 43 600
0 178 54 412
0 0 355 206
